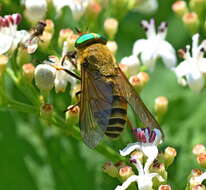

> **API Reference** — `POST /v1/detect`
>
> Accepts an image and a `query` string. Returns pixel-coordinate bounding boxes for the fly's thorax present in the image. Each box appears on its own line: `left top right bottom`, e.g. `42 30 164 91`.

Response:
77 43 117 76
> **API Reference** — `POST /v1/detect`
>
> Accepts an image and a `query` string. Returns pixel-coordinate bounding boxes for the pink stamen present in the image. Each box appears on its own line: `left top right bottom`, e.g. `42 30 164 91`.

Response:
130 159 137 164
139 131 147 143
1 18 9 27
5 15 14 25
12 13 22 25
149 131 156 143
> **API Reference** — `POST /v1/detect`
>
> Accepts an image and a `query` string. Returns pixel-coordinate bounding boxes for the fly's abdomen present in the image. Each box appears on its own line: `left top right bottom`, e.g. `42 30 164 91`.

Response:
105 95 127 138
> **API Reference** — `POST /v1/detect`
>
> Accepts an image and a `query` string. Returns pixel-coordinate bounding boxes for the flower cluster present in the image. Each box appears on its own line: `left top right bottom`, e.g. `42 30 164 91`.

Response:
35 41 78 94
0 13 45 55
172 0 205 34
120 19 176 75
174 34 206 92
104 128 177 190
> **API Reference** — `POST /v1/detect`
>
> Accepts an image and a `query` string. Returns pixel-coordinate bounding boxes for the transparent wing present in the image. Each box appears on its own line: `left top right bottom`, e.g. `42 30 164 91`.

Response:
114 67 163 134
80 64 113 148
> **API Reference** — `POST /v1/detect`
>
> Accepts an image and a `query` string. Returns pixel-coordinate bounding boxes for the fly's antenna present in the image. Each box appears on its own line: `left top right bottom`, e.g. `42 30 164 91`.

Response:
75 27 84 36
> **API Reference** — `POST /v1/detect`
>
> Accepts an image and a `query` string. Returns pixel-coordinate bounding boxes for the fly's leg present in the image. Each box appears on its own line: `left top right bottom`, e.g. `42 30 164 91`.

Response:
64 101 80 113
75 90 81 101
65 51 77 69
55 50 81 80
61 50 77 69
58 67 81 81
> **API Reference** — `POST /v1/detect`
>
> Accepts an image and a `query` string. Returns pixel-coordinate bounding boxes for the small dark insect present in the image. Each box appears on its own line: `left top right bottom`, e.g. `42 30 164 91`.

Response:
31 20 47 38
63 33 163 148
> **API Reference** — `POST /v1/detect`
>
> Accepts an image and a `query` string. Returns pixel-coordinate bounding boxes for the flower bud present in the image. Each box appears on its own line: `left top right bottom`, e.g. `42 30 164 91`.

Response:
40 103 53 120
193 144 206 156
104 18 119 40
197 153 206 169
129 72 149 92
24 0 47 23
155 96 168 117
103 162 119 178
158 184 172 190
119 166 134 181
106 41 118 55
133 0 158 14
129 75 142 92
137 72 150 87
189 0 205 17
86 1 102 21
0 55 8 77
150 161 167 180
163 147 177 167
58 29 73 48
182 12 199 34
22 63 35 83
71 84 81 103
40 31 52 50
34 64 56 92
16 46 31 66
44 19 54 34
67 34 79 51
114 161 127 170
65 105 80 126
191 169 203 177
172 1 188 17
192 184 206 190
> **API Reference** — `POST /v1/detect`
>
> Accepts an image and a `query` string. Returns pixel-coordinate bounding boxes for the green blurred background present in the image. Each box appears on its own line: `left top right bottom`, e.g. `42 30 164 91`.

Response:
1 0 206 189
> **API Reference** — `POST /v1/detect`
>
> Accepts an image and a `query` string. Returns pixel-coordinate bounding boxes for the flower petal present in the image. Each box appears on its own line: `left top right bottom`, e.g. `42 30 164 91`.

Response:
142 144 158 160
24 0 47 22
0 33 13 54
140 50 156 70
174 60 191 78
198 58 206 73
137 173 156 190
194 172 206 184
115 175 138 190
120 55 140 76
134 0 158 15
132 39 149 56
119 142 141 156
157 40 177 68
187 72 204 92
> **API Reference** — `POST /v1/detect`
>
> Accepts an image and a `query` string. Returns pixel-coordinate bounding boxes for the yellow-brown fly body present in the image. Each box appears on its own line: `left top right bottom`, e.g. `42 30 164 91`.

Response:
71 33 163 148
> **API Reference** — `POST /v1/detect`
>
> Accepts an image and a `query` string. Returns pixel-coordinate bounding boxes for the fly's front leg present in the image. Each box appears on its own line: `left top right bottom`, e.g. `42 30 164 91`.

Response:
63 50 77 69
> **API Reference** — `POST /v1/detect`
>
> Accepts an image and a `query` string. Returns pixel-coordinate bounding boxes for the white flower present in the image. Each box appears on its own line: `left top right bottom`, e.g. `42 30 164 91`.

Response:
34 64 56 92
23 0 47 23
0 13 39 55
132 19 176 71
192 172 206 185
115 128 164 190
44 41 77 93
119 55 140 77
174 34 206 92
0 13 26 55
134 0 158 14
52 0 90 20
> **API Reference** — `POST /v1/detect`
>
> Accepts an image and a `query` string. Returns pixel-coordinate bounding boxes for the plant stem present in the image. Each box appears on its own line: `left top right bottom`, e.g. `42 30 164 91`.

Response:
6 98 38 113
53 113 125 161
6 68 40 106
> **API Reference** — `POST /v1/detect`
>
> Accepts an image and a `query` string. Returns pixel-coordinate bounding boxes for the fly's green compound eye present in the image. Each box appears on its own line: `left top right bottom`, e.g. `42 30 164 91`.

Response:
75 33 107 49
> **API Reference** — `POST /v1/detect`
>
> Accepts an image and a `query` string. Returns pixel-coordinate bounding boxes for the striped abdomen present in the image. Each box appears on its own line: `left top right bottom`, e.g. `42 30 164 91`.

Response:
105 95 127 138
